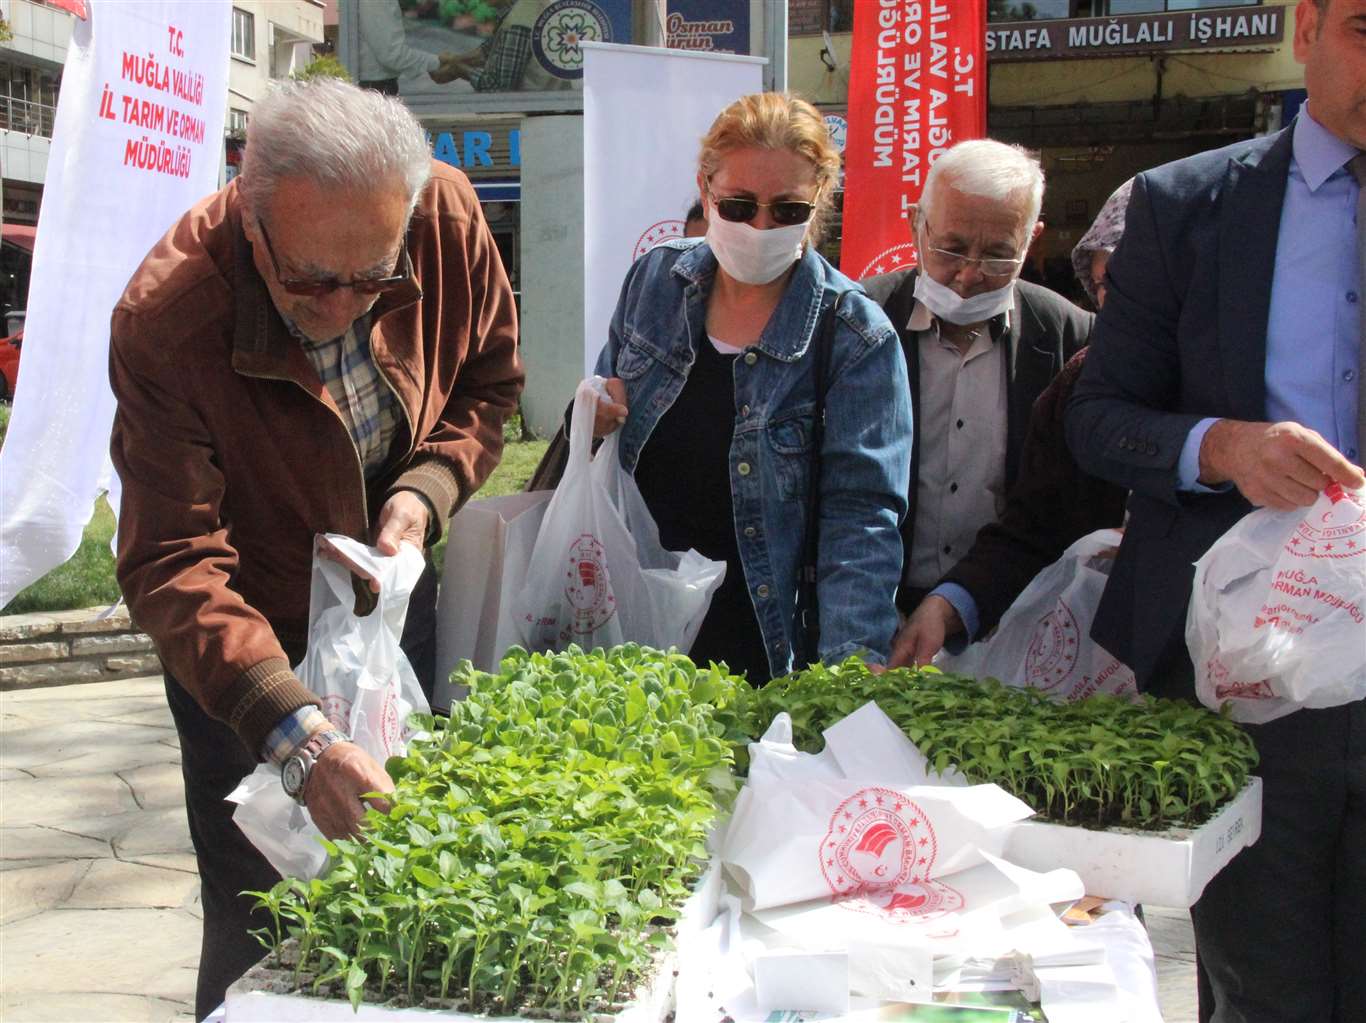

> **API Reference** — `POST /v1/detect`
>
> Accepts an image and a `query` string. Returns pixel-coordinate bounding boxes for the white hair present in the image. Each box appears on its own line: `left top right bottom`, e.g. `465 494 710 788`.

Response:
239 78 431 221
917 139 1044 231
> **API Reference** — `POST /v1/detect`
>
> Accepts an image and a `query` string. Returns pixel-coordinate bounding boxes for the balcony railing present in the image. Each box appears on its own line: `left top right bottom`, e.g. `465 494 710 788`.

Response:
0 95 57 138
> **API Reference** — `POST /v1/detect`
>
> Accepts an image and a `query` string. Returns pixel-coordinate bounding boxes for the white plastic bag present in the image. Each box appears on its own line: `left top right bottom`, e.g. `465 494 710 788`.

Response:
937 529 1138 701
515 376 726 654
1189 483 1366 724
228 535 431 879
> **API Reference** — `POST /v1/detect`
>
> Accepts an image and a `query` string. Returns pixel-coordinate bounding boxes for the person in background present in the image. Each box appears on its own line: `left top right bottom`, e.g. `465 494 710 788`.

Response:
1066 1 1366 1017
443 0 572 92
109 80 523 1018
684 198 708 238
889 179 1133 667
1071 178 1132 312
861 140 1092 646
357 0 462 92
592 92 912 682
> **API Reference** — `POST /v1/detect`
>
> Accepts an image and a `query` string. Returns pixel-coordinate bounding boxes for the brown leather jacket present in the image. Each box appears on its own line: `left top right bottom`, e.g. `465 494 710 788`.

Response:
110 163 523 753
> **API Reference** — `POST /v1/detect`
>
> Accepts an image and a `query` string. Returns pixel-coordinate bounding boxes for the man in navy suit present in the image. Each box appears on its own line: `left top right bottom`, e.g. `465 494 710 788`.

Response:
1066 2 1366 1019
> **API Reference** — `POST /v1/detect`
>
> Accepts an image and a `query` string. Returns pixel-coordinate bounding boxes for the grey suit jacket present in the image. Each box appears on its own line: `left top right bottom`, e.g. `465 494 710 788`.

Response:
1065 126 1294 692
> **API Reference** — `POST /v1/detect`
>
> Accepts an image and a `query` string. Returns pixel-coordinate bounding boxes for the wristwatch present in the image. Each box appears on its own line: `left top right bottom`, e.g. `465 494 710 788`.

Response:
281 729 350 805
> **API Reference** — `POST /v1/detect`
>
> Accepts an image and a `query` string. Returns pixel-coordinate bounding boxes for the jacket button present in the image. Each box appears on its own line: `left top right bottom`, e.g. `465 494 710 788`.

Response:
756 584 770 598
741 404 751 416
744 352 758 366
737 462 752 476
743 525 757 538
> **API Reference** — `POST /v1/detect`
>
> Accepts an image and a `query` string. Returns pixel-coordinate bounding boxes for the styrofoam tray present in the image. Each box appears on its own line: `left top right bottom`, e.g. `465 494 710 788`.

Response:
1003 777 1262 907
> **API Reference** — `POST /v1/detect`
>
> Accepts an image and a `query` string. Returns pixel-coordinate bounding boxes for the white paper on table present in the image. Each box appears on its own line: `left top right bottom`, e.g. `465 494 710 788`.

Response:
823 701 972 787
722 777 1033 913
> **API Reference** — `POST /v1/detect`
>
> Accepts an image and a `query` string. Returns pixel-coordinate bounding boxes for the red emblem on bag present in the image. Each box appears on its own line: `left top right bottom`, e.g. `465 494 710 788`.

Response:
819 787 964 924
319 694 352 732
1206 657 1276 701
1024 599 1081 691
1286 484 1365 560
564 534 616 634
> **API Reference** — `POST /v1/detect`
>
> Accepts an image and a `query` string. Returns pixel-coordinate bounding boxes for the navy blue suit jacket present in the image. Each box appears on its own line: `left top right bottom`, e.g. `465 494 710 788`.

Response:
1065 126 1294 691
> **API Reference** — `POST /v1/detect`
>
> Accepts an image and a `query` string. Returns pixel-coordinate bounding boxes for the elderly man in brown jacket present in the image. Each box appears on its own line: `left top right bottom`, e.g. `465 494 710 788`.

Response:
109 79 523 1019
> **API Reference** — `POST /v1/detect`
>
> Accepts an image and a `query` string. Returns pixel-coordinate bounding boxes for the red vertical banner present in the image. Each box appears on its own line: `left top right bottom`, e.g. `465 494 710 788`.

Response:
842 1 986 279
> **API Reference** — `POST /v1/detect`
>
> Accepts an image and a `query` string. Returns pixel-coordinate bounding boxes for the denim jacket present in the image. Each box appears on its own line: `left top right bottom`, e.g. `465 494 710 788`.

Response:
595 239 913 677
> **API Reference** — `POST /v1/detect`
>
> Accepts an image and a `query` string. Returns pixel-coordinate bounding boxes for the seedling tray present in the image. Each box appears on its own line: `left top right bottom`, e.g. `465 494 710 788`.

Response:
1003 777 1262 907
224 948 674 1022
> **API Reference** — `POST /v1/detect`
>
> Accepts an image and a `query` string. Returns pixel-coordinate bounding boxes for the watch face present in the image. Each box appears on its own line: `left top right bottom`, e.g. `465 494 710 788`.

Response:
282 757 305 798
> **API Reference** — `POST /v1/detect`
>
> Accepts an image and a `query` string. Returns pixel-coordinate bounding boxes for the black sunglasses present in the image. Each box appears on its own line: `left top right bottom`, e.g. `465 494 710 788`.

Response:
257 220 410 297
708 189 819 227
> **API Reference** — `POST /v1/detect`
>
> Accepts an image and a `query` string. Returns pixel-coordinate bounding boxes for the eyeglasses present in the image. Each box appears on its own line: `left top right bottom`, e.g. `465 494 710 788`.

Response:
708 187 819 227
257 220 411 297
918 219 1025 279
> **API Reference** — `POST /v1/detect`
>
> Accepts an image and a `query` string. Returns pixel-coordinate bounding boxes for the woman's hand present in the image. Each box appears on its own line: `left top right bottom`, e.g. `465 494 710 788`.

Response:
593 377 629 438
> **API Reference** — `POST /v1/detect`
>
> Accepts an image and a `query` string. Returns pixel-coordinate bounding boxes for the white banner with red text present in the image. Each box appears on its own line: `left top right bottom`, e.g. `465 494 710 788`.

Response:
581 42 764 377
841 0 986 280
0 0 229 606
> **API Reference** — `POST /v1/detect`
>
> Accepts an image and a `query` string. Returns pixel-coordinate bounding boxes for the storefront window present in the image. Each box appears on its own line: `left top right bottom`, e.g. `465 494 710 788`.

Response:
989 0 1076 20
1106 0 1259 12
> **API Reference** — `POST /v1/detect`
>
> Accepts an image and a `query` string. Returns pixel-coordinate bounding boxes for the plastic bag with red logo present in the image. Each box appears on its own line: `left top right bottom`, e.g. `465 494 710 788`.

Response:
1188 483 1366 724
228 535 430 878
514 377 726 655
936 529 1139 702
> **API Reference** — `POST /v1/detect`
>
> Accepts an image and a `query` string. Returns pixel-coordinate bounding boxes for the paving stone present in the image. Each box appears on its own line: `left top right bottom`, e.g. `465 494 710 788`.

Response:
106 807 195 857
0 613 64 642
65 858 200 911
121 852 199 876
105 653 166 675
1 773 141 826
119 762 187 812
0 825 111 861
0 991 192 1022
0 907 201 996
0 641 69 666
70 633 157 657
59 613 137 636
0 659 106 688
3 718 180 773
0 860 90 924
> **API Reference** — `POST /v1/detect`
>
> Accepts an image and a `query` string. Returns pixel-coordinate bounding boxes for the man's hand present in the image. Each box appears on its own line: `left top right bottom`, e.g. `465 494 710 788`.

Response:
1199 420 1365 510
302 738 394 840
593 377 629 438
375 491 429 556
429 51 469 84
888 595 965 669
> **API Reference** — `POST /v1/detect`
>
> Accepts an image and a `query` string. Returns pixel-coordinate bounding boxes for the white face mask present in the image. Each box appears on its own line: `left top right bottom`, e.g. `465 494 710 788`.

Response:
912 266 1017 325
705 204 807 285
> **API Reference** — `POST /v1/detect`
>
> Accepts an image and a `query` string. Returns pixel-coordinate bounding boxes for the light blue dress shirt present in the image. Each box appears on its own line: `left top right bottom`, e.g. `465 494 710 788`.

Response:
1179 109 1364 486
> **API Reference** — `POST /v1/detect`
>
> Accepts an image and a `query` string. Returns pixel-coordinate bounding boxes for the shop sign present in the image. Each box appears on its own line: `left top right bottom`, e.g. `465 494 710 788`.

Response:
431 128 521 171
986 5 1284 63
664 0 749 54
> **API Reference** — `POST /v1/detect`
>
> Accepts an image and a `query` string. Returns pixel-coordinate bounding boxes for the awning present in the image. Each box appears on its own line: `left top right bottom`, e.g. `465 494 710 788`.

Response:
1 224 37 253
474 182 520 203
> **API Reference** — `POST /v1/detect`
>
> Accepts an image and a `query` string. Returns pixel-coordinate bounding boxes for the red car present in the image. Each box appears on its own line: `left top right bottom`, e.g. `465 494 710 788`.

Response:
0 329 20 401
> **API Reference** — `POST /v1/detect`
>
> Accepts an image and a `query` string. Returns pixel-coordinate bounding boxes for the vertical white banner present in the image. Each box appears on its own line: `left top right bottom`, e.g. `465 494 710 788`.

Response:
582 42 764 377
0 0 230 606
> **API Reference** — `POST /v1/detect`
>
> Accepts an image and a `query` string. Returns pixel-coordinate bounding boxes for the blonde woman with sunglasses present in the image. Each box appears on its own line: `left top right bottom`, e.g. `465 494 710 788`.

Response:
590 92 912 684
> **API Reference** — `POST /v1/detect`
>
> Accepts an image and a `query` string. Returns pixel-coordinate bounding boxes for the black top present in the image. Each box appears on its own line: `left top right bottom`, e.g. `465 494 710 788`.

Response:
633 335 771 683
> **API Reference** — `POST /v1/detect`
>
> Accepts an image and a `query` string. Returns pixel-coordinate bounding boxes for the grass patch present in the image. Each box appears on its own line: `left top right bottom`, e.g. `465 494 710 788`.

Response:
0 408 548 613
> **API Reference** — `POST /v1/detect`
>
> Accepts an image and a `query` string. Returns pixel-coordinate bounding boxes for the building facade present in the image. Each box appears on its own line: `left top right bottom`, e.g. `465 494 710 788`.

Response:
789 0 1305 303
